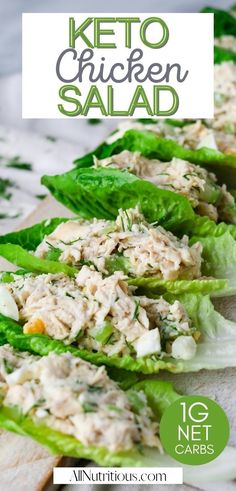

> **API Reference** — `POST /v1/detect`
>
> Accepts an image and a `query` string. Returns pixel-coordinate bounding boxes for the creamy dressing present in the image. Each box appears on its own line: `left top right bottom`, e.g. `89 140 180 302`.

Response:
0 345 160 452
5 267 197 360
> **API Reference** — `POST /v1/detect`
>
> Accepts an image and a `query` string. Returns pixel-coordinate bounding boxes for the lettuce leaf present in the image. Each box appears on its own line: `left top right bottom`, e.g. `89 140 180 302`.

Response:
190 232 236 296
0 218 68 251
0 231 230 296
184 214 236 240
0 362 236 481
164 292 236 372
129 277 228 297
0 317 179 374
0 244 76 277
201 6 236 37
72 129 236 187
214 45 236 64
42 166 195 232
2 283 236 375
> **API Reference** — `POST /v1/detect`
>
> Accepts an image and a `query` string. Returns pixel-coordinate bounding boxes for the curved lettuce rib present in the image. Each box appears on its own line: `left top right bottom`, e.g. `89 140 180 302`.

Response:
184 214 236 240
73 129 236 187
166 292 236 372
2 285 236 374
0 244 76 277
129 277 228 297
190 232 236 296
42 167 194 232
0 218 68 251
201 6 236 37
214 45 236 64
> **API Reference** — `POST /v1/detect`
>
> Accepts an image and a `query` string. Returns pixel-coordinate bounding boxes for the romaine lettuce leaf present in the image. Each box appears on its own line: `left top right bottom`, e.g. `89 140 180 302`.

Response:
0 237 230 296
214 45 236 64
72 129 236 187
201 6 236 37
42 166 195 232
164 292 236 372
0 360 236 481
2 284 236 374
184 214 236 240
190 232 236 296
0 244 76 277
129 277 228 297
0 217 68 250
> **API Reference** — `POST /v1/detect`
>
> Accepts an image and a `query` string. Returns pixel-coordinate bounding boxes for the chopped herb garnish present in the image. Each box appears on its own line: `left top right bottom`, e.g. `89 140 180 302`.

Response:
45 242 62 261
87 385 103 393
3 358 14 374
107 404 123 413
132 300 140 321
36 194 47 200
6 156 32 171
60 237 81 245
0 178 13 200
65 292 75 299
46 135 57 142
33 397 46 408
124 209 132 231
82 402 98 413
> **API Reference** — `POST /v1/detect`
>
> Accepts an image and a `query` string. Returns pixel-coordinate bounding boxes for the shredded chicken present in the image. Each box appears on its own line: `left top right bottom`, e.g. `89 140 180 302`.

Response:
211 62 236 133
36 208 202 280
95 152 236 223
215 35 236 53
0 345 160 452
6 267 197 360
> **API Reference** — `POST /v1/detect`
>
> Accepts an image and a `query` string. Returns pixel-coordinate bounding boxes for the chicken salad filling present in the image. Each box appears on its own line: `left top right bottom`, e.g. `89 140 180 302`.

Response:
95 152 236 223
0 345 160 452
35 208 202 280
1 267 198 360
107 119 236 156
214 35 236 53
212 61 236 133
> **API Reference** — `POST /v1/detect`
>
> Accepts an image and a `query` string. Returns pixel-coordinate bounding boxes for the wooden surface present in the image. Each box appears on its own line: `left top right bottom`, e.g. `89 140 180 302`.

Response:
0 196 236 491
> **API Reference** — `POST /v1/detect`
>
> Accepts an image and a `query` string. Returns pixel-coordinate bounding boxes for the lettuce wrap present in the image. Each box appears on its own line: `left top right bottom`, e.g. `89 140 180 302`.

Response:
0 345 235 484
1 283 236 374
0 212 233 297
71 129 236 187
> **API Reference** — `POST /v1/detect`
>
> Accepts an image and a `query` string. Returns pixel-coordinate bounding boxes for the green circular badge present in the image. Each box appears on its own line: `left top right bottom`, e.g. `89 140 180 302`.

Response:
160 395 229 465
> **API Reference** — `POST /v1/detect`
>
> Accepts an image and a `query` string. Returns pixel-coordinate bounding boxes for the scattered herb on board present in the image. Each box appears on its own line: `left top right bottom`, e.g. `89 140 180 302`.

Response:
87 119 101 125
0 178 13 200
46 135 57 142
6 156 32 171
36 194 47 200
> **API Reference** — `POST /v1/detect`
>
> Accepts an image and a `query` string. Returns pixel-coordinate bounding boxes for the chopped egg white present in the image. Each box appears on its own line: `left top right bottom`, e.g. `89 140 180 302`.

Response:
134 328 161 358
171 336 197 361
0 285 19 321
4 267 197 361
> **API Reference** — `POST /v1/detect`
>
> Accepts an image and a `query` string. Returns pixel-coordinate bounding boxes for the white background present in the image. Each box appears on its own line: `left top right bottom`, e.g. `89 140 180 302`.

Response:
22 13 214 119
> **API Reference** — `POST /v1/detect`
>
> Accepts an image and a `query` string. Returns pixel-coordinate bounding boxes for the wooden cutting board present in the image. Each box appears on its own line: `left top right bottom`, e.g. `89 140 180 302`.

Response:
0 196 235 491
